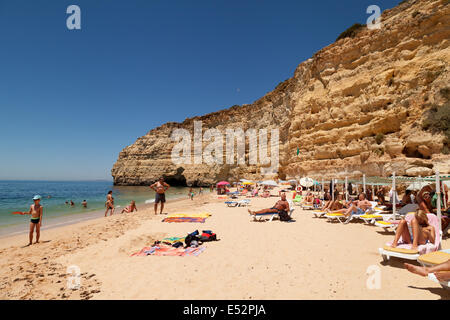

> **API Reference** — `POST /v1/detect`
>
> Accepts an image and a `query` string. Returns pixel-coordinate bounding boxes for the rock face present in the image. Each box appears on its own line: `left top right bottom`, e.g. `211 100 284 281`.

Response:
112 0 450 186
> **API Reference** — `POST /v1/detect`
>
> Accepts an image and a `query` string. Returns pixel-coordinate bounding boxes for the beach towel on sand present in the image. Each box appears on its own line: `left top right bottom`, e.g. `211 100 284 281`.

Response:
131 244 206 257
162 217 207 223
162 213 211 223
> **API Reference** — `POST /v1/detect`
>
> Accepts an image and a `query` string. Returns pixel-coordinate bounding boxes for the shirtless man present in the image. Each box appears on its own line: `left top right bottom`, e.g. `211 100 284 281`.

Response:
27 195 43 246
344 193 372 217
248 193 290 217
150 177 170 215
390 210 435 250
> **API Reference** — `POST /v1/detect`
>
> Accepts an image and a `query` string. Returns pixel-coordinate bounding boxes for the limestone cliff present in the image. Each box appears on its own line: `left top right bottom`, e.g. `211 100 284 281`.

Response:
112 0 450 186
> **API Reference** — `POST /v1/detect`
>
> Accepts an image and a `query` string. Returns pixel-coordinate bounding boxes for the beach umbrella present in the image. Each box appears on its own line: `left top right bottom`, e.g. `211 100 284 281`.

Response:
216 181 230 186
261 180 278 187
300 177 314 188
406 181 430 190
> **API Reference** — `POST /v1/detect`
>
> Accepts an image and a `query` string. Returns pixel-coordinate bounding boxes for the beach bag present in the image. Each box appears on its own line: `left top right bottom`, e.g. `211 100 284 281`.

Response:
278 210 291 222
185 230 200 246
200 231 217 242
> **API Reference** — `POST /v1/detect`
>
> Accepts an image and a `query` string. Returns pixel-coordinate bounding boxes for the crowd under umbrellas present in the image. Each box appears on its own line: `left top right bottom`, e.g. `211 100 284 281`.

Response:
291 171 449 245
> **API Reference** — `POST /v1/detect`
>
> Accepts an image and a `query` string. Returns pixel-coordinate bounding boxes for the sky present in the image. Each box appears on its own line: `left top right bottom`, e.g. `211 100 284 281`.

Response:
0 0 400 181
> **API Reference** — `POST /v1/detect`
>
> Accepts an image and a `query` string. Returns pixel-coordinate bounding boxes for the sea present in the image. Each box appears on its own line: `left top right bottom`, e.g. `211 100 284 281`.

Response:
0 180 197 237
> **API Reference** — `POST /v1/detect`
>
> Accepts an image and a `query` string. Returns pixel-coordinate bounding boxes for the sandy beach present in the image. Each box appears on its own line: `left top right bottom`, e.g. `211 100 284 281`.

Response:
0 191 448 300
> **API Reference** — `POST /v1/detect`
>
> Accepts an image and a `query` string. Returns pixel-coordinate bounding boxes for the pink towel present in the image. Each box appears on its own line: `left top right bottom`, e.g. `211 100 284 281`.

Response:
386 214 441 254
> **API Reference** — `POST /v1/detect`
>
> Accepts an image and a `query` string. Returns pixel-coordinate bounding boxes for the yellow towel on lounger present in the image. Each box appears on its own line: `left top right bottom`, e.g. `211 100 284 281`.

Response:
383 245 418 254
376 221 392 226
326 213 344 217
418 251 450 266
360 214 382 219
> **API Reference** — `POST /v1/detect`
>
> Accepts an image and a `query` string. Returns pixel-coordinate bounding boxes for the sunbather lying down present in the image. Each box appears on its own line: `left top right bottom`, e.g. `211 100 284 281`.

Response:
404 259 450 282
391 210 435 250
248 193 290 216
342 193 372 217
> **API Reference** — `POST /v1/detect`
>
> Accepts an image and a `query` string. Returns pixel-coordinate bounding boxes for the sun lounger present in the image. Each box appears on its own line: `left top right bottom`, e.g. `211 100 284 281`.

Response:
301 203 314 210
427 273 450 290
310 210 327 218
417 249 450 267
251 201 294 222
379 214 441 262
358 213 384 224
324 210 365 224
226 199 251 207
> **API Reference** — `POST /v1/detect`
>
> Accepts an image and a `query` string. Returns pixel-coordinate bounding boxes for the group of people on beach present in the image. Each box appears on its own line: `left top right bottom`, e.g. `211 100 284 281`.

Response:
19 177 450 286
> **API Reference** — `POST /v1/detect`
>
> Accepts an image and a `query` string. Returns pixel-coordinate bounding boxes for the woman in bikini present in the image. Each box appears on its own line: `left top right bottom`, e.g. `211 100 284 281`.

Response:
391 210 435 250
105 190 114 217
121 200 137 213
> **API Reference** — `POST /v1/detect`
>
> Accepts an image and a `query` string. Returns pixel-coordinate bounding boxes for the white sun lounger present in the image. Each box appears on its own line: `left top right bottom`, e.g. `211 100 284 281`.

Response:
378 214 441 263
251 200 294 222
428 273 450 290
226 199 250 207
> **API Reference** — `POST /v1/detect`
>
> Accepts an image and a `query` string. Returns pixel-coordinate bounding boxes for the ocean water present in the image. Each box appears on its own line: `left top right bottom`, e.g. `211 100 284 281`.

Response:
0 180 196 236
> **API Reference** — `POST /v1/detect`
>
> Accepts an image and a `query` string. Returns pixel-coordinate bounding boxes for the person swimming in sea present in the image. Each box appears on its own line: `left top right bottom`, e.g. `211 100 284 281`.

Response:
82 200 87 208
26 195 43 246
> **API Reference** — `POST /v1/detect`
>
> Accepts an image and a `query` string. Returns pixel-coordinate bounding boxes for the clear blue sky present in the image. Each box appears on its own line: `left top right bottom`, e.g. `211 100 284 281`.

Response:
0 0 400 181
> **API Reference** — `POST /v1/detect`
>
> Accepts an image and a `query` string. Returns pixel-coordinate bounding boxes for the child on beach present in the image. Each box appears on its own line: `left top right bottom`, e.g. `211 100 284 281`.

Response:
26 195 43 246
189 188 194 200
121 200 137 213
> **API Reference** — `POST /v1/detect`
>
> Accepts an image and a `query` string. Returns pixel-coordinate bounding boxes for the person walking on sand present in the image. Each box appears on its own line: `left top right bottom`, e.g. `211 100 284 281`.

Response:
105 191 114 216
150 177 170 215
26 195 43 246
189 187 194 200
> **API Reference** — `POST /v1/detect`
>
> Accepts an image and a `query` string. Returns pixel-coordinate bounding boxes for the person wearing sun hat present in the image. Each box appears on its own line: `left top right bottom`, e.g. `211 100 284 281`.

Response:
25 195 44 246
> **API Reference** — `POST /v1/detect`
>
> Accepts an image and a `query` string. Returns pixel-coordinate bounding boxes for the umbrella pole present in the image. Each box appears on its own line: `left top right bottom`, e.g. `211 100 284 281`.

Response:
332 178 334 202
363 174 366 195
435 170 442 245
345 177 348 202
392 172 396 220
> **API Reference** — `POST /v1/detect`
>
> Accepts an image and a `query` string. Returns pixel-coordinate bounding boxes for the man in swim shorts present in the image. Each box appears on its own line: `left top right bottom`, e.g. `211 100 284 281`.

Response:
150 177 170 215
248 193 290 219
27 195 43 246
344 193 372 217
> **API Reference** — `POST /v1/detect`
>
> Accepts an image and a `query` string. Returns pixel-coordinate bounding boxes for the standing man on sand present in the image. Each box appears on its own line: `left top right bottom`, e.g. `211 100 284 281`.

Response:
150 177 170 215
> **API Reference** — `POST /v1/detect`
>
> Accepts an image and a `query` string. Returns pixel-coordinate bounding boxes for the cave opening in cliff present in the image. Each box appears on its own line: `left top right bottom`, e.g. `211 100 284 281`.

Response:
402 146 427 159
163 167 188 186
